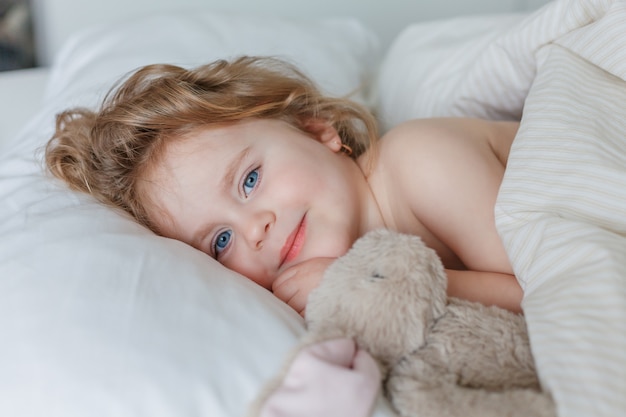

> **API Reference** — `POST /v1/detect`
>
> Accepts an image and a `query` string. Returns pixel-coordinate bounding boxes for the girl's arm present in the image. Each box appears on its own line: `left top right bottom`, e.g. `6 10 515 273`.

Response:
372 118 521 312
446 269 523 314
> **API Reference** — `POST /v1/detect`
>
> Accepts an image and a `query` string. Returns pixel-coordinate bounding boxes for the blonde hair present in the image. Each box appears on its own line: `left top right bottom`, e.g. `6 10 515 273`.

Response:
45 56 379 233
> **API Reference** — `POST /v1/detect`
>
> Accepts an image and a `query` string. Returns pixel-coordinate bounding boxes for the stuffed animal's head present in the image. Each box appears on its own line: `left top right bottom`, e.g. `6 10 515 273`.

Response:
305 229 447 370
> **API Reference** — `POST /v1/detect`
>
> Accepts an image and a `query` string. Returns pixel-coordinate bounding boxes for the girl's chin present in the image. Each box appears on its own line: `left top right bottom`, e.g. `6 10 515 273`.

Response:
309 241 354 261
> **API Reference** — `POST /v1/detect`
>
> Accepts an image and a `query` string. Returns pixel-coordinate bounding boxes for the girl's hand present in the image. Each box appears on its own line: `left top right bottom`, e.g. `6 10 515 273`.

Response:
272 257 336 316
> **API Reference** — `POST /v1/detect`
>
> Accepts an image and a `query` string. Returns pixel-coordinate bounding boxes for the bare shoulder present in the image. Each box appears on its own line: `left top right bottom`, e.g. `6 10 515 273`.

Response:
372 118 519 198
368 117 519 273
378 117 518 165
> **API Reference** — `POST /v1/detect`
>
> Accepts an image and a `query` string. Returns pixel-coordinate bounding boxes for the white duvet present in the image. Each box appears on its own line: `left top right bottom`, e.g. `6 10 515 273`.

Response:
379 0 626 415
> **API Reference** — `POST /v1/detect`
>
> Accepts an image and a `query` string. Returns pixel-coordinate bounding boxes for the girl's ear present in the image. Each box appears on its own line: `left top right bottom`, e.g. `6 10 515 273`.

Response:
303 119 343 152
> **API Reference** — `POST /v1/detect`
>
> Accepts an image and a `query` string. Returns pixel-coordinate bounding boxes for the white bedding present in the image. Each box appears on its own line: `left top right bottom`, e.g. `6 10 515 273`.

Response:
0 67 48 149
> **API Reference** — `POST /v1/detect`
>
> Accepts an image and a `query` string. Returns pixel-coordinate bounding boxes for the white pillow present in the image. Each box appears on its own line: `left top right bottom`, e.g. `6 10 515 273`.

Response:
375 13 526 132
0 10 381 417
44 10 380 108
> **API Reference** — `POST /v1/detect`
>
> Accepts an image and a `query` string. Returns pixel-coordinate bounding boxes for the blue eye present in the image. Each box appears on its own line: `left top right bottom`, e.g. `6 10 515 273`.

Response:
243 169 259 196
214 230 232 256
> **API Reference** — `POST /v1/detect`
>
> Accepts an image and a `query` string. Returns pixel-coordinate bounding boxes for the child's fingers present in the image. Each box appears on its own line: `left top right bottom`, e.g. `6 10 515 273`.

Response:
272 257 335 315
272 274 306 315
271 274 298 303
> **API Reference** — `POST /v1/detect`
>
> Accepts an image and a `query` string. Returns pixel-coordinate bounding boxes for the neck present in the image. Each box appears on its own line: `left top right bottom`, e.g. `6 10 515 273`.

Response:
354 153 387 236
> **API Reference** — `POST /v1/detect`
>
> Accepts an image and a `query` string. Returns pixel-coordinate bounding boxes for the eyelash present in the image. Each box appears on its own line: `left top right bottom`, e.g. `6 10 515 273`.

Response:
241 167 260 198
212 230 231 258
211 167 261 259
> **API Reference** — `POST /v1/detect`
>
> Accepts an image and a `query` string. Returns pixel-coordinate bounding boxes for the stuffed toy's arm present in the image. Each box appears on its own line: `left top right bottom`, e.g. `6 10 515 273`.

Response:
248 338 382 417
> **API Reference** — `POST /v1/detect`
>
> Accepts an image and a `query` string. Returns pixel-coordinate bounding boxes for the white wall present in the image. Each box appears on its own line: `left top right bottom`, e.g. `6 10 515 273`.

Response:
31 0 552 66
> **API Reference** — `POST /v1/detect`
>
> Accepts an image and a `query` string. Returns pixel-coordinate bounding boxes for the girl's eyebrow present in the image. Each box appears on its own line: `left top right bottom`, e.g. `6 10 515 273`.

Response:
221 145 252 193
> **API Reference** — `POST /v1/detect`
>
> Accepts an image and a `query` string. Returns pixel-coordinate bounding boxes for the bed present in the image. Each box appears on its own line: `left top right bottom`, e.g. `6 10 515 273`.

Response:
1 0 624 416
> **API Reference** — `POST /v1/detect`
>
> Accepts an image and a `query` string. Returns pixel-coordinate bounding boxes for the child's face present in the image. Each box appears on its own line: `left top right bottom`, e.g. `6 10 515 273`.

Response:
144 119 366 289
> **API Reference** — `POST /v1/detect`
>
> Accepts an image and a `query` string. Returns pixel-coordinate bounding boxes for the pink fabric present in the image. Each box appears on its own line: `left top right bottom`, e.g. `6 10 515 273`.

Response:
259 338 380 417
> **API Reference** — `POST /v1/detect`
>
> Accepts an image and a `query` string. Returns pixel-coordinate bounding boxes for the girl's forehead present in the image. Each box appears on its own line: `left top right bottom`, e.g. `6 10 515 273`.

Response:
176 125 238 152
157 118 314 176
169 120 263 152
163 131 238 174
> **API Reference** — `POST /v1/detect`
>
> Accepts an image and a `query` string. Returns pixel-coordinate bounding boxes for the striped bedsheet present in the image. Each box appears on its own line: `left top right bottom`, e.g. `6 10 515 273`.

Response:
497 45 626 417
417 0 626 415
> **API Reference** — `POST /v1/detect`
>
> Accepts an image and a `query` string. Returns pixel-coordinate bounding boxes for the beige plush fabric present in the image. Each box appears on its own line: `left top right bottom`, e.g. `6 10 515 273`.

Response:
306 229 555 417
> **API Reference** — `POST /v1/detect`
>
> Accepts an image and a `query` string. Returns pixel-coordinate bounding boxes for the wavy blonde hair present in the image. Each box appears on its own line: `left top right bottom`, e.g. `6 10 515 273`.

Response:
45 56 379 233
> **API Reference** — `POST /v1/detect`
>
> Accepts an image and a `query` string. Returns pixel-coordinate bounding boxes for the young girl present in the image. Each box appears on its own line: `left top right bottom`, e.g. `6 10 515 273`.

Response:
45 56 523 316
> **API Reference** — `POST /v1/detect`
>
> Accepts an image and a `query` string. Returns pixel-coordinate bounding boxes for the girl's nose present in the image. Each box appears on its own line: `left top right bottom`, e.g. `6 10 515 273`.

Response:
243 210 275 250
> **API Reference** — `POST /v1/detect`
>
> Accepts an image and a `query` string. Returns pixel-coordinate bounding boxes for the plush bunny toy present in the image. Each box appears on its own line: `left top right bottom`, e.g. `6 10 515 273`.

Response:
250 229 555 417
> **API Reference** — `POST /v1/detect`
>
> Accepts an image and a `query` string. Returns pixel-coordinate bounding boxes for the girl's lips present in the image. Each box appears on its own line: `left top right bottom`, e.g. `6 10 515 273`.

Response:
280 216 306 267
